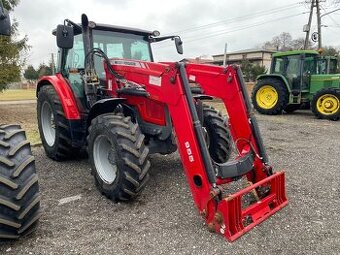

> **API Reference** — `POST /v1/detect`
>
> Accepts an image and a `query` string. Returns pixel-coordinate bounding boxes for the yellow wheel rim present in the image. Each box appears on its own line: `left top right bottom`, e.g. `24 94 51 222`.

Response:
256 85 279 109
316 94 340 115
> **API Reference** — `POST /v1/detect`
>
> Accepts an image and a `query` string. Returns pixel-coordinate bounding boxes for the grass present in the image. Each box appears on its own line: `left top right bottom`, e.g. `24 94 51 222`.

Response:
0 89 36 101
26 130 41 145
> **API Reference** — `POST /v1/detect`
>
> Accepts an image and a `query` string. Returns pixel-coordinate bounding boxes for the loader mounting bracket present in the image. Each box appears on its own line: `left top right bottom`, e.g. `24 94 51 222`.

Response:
216 152 254 179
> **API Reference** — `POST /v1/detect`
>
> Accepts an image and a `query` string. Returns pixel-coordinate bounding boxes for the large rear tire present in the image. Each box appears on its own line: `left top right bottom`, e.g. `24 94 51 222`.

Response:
37 85 79 160
0 125 41 240
202 105 232 163
251 78 289 115
311 88 340 120
87 113 150 201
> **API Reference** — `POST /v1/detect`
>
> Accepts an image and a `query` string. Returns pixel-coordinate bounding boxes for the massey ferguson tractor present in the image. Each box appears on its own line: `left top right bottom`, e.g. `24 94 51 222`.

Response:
36 14 288 241
0 1 41 240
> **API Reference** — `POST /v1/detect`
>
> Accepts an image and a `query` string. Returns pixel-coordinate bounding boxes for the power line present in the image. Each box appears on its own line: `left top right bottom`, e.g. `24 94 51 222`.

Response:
165 3 301 36
184 12 305 43
153 12 305 50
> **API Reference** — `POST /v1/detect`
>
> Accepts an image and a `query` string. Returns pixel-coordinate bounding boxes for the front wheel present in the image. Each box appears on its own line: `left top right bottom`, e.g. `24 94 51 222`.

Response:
202 105 232 163
37 85 79 160
87 113 151 201
311 88 340 120
251 78 289 115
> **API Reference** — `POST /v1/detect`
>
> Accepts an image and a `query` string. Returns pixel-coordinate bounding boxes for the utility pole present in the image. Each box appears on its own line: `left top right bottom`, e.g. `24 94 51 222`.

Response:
51 53 55 74
316 0 322 49
304 0 315 49
223 42 228 66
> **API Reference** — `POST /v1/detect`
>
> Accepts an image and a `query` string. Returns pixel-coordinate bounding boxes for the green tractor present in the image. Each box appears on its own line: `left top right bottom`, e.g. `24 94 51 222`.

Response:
251 50 340 120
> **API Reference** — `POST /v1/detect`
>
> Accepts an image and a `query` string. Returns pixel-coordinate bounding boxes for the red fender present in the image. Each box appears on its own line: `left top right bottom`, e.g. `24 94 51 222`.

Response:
37 73 80 120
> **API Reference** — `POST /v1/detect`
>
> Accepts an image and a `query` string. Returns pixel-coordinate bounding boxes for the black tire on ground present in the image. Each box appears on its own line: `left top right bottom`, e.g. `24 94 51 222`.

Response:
87 113 150 201
0 124 41 240
202 105 232 163
251 78 289 115
37 85 79 161
284 104 301 113
311 88 340 120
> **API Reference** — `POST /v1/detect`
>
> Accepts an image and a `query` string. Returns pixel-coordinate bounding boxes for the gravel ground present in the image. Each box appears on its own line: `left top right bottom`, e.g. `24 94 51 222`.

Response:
1 109 339 255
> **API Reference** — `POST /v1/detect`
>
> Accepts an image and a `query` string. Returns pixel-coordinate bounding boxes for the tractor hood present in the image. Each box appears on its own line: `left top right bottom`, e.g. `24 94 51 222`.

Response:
310 74 340 94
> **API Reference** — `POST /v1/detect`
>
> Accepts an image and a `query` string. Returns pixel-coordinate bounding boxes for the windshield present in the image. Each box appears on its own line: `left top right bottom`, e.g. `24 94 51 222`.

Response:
65 30 152 78
329 59 338 74
92 30 152 61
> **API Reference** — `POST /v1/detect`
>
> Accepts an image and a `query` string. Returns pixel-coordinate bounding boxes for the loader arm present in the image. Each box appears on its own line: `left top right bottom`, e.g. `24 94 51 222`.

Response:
105 60 288 241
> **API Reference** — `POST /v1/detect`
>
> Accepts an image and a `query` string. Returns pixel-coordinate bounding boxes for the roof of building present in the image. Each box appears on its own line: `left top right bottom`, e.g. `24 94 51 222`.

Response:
213 48 277 57
181 58 214 64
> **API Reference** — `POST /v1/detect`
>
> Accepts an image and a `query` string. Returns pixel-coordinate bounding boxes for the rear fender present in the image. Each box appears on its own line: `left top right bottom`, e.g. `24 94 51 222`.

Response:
36 74 81 120
257 74 291 93
87 98 128 127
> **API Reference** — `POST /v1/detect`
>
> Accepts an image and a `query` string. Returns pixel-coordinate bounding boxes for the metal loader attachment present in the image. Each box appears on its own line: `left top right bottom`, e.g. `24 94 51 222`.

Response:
180 63 288 241
104 60 288 241
215 171 287 241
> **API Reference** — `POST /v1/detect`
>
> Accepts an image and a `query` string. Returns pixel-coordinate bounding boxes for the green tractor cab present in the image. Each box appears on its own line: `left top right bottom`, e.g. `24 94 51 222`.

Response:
251 50 340 120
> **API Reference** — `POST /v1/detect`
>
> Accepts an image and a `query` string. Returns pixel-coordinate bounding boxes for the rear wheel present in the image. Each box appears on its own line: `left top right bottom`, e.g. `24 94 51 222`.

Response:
311 88 340 120
202 105 232 163
0 125 41 240
251 78 289 115
87 113 150 201
37 85 79 160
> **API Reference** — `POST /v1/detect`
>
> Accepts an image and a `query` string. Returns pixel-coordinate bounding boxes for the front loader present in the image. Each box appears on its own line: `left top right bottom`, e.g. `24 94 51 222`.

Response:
0 1 41 240
37 14 287 241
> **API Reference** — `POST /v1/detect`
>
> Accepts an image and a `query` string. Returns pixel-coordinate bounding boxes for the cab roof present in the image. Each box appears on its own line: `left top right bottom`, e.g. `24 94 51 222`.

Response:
52 23 154 37
273 50 319 57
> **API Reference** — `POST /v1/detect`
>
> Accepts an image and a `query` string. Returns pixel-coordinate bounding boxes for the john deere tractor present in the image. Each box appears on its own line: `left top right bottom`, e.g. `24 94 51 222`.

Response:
252 50 340 120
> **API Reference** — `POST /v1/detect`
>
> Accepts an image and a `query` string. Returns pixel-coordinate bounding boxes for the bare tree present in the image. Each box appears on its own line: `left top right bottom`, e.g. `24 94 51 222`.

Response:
263 33 314 51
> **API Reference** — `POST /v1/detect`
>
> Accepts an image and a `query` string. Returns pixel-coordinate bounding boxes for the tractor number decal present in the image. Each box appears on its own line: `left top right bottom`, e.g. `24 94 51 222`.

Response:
185 141 194 162
149 75 162 86
110 59 146 68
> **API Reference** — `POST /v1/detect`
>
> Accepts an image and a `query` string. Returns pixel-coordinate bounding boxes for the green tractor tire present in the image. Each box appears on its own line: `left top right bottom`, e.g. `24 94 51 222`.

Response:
251 78 289 115
311 88 340 120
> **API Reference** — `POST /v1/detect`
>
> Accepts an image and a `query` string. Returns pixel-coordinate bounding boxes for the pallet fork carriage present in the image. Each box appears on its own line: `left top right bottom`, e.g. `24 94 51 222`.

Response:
37 14 288 241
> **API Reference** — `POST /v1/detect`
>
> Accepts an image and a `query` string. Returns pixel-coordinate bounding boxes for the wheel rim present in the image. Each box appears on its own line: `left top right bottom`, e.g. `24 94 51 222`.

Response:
41 101 56 146
316 94 340 115
256 85 279 109
93 135 117 184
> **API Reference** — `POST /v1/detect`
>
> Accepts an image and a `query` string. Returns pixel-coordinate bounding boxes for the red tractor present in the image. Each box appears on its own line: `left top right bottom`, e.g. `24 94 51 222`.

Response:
36 14 287 241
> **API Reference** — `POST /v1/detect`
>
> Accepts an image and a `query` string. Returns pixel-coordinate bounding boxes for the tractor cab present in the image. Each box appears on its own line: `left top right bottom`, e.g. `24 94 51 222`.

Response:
271 50 339 92
270 50 325 91
53 22 182 111
54 24 155 108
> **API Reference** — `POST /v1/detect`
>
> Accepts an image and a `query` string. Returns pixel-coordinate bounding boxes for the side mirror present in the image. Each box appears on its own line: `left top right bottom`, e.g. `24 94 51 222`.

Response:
56 25 74 49
175 37 183 55
0 5 11 36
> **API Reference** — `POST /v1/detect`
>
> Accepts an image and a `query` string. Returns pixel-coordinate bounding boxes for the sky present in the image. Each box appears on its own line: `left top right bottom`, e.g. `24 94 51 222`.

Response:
10 0 340 68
